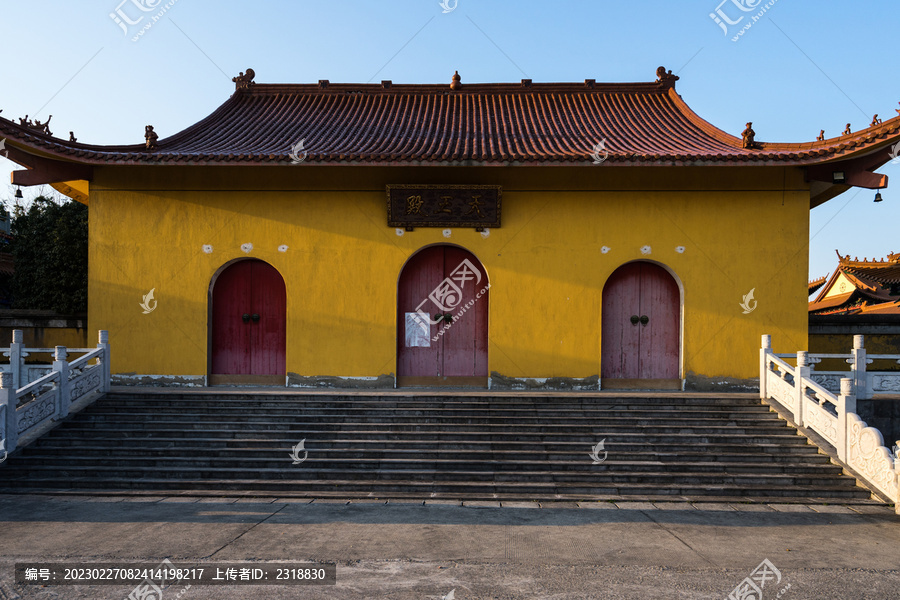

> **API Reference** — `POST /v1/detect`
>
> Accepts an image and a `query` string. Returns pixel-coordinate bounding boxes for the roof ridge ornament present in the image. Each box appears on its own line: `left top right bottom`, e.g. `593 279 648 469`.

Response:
18 114 53 136
655 66 679 88
450 70 462 91
232 68 256 92
741 122 760 150
145 125 158 151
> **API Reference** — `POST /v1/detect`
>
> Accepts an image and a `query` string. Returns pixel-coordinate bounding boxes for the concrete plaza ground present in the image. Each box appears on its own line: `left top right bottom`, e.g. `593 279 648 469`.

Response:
0 494 898 599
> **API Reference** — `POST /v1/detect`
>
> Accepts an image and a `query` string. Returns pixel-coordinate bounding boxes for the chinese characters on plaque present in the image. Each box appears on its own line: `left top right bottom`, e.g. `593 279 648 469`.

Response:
387 185 501 230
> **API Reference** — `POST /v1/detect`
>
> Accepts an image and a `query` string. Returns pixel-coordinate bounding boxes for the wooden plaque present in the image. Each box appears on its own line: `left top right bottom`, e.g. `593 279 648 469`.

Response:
387 185 501 229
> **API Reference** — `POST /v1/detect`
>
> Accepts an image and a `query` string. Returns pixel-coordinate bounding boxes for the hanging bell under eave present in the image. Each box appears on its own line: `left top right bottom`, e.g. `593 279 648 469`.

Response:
874 191 883 203
14 187 23 199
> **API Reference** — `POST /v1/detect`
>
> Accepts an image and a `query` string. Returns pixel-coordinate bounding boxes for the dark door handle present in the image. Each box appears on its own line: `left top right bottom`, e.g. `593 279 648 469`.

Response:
630 315 640 325
443 313 453 323
640 315 649 325
242 314 251 323
252 314 260 322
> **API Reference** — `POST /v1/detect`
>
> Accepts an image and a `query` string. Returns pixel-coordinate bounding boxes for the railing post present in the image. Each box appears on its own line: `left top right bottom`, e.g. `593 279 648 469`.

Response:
894 443 900 516
0 372 17 454
851 335 869 400
53 346 70 419
760 334 772 400
795 351 809 428
9 330 24 390
836 377 856 462
98 330 110 393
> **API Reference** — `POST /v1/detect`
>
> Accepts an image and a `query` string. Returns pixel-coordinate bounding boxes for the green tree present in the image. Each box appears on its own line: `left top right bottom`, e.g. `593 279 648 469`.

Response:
10 196 88 314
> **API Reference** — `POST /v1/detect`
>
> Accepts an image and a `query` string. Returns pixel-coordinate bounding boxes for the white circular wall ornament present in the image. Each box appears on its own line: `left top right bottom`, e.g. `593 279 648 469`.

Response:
396 228 405 236
443 229 452 238
675 246 685 254
241 243 253 253
202 244 213 254
640 245 652 255
278 245 289 253
601 246 611 254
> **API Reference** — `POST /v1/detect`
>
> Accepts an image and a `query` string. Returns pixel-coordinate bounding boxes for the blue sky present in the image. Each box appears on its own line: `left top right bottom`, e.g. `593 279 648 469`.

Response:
1 0 898 281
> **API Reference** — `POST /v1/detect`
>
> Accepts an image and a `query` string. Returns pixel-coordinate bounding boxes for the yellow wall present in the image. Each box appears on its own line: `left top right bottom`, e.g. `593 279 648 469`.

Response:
87 165 810 384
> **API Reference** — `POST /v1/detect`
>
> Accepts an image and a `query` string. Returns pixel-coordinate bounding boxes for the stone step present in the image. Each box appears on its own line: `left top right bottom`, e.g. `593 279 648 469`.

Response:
56 415 788 435
0 462 858 486
99 398 769 413
92 400 774 413
42 426 812 445
22 444 830 463
0 476 872 499
104 390 760 407
6 453 845 475
29 439 824 461
0 487 881 506
79 408 781 421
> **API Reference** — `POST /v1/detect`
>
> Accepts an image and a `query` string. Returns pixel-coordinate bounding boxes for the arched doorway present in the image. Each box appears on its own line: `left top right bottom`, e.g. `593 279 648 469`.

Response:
601 261 681 389
209 259 286 385
397 245 489 387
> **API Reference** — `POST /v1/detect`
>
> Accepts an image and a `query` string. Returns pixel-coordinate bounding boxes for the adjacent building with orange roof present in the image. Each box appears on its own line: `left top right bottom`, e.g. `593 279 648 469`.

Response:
809 251 900 316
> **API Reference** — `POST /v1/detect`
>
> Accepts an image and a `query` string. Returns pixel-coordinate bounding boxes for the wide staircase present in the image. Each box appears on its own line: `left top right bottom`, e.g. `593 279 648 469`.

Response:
0 389 879 503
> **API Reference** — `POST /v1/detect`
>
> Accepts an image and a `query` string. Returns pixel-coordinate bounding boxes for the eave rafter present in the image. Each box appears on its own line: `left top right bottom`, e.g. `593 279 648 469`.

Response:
806 143 893 207
5 145 93 186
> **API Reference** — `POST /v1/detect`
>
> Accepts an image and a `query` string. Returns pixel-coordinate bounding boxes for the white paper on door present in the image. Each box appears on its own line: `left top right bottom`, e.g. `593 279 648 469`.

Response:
405 312 431 347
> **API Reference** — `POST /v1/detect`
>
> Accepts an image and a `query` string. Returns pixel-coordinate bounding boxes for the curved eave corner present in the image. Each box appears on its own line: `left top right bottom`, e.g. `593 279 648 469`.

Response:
51 180 90 205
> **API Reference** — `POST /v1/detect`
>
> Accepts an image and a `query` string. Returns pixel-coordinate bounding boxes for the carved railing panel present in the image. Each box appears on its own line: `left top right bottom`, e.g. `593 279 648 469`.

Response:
847 413 900 500
16 387 58 436
765 357 795 408
69 366 102 401
809 373 842 393
801 395 839 445
25 366 53 384
870 373 900 393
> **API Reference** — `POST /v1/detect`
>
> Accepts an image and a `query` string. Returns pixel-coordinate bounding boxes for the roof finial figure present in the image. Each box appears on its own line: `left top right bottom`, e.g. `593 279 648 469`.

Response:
18 114 53 136
655 66 679 88
69 131 77 143
843 123 852 135
741 122 757 149
145 125 158 150
33 115 52 135
450 70 462 90
816 130 825 141
232 68 256 91
871 114 882 126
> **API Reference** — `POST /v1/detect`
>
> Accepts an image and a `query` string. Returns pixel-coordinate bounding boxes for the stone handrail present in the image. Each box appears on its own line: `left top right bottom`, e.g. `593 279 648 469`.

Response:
761 334 899 514
0 330 110 456
800 335 900 398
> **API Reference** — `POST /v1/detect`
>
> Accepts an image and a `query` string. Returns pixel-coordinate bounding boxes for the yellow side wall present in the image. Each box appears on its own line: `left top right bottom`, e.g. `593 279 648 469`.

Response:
87 166 810 382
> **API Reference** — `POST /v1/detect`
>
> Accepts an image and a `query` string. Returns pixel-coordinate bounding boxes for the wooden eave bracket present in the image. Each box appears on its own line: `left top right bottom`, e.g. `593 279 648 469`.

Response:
805 146 890 191
6 145 93 186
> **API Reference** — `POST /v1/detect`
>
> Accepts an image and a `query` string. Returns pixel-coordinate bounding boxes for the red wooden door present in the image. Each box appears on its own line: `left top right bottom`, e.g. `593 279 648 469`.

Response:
602 262 679 381
397 246 488 385
211 260 286 379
